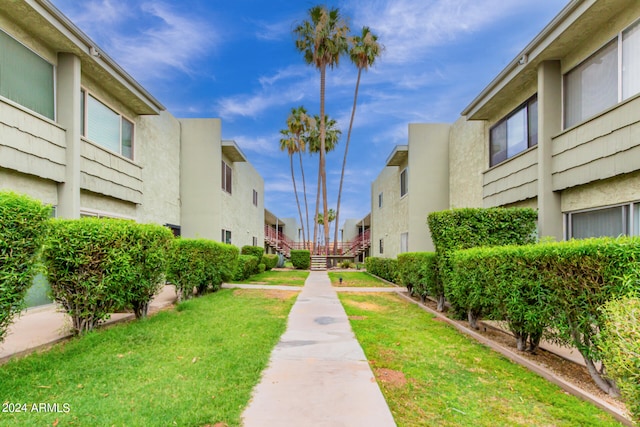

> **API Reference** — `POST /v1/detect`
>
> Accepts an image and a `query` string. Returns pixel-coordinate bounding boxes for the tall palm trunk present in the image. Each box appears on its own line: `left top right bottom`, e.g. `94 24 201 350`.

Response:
298 150 311 250
320 64 330 256
333 67 362 254
312 162 322 254
289 154 305 252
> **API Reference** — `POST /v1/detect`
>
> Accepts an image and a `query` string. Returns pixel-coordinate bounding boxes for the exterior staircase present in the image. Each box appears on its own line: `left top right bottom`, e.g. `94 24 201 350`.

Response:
311 256 327 271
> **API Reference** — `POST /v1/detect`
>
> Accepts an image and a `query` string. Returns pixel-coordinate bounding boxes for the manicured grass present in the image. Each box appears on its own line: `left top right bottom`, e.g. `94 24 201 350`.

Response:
328 271 394 287
339 293 622 427
230 270 309 286
0 289 296 426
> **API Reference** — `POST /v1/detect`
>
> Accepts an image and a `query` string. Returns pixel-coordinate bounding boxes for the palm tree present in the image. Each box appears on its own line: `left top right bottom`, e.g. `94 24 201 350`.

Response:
294 5 349 256
308 114 341 254
279 126 306 253
316 208 336 249
286 106 313 250
333 26 382 255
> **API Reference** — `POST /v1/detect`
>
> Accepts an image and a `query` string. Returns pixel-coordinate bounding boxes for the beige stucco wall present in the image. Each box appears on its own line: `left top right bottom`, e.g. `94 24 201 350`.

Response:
561 170 640 213
80 190 137 218
408 123 450 252
449 117 485 208
0 167 58 205
341 218 360 242
279 217 301 242
136 110 181 225
220 154 265 248
370 162 408 259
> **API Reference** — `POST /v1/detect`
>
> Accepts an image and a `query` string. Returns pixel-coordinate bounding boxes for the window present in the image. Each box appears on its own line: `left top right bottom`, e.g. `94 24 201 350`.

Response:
252 236 258 246
253 189 258 206
221 161 232 194
490 96 538 166
400 232 408 254
81 90 134 159
564 20 640 129
0 30 54 119
400 169 408 197
165 224 181 237
378 192 383 208
379 239 384 254
221 229 232 244
565 202 640 239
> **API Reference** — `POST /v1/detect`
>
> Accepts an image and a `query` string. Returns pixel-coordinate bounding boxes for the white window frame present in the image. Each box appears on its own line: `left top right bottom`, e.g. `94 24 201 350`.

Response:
564 201 640 240
222 161 232 194
80 88 135 160
400 168 408 198
378 192 383 208
221 229 232 244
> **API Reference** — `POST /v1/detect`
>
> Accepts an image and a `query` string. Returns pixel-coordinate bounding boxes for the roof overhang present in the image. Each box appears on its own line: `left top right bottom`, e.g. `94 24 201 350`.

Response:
385 145 408 167
222 140 248 163
357 212 371 228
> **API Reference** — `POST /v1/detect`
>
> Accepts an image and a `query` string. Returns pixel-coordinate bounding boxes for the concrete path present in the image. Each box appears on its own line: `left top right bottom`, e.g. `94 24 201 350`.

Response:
242 271 397 427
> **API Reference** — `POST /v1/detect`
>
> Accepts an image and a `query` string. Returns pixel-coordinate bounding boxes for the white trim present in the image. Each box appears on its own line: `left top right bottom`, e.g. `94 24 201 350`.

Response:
80 208 135 220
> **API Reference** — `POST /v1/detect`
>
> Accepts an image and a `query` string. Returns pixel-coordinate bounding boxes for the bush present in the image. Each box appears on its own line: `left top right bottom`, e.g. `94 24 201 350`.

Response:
364 257 398 283
0 191 51 342
428 207 537 312
166 238 238 301
43 218 135 334
258 263 266 274
599 294 640 422
262 254 278 271
450 236 640 396
235 255 259 281
340 260 354 269
242 245 264 259
122 223 174 318
290 250 310 270
397 252 437 301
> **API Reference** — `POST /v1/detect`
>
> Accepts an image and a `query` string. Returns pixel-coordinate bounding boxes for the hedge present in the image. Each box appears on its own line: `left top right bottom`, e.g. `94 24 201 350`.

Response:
427 207 537 312
0 191 51 342
242 246 264 274
364 257 398 283
234 255 259 280
450 236 640 396
290 250 310 270
262 254 278 271
166 238 238 300
599 294 640 422
397 252 437 301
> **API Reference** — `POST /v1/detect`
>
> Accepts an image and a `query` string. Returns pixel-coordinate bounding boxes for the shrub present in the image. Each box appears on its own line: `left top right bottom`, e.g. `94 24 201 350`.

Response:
427 207 537 312
166 239 238 301
43 218 135 334
235 255 259 281
258 263 266 274
397 252 437 302
262 254 278 271
599 294 640 422
0 191 51 342
364 257 398 283
122 223 174 318
340 260 354 269
241 245 264 260
290 250 310 270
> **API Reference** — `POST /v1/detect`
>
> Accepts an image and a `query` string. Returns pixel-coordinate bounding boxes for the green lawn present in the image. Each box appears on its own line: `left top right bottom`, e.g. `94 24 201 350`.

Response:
0 289 296 426
230 270 309 286
339 293 622 427
328 271 394 287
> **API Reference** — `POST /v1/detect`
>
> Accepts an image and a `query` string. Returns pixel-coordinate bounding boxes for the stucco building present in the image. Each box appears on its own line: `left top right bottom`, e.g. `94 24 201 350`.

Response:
0 2 264 246
372 0 640 258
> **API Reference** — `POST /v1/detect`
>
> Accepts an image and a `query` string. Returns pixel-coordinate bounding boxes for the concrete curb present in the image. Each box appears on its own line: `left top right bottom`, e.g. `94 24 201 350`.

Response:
395 292 633 427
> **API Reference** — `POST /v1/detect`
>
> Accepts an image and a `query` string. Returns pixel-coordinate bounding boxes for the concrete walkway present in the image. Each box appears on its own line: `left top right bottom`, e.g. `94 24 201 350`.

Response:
242 271 397 427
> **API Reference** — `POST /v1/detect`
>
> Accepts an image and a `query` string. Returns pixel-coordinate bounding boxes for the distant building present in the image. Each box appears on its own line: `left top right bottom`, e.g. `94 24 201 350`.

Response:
372 0 640 258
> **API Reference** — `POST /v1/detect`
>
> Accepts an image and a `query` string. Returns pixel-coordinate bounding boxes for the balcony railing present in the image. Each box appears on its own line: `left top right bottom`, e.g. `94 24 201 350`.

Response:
264 225 370 257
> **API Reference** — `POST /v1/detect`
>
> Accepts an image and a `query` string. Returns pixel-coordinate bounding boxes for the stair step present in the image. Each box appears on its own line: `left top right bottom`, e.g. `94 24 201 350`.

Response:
310 256 327 271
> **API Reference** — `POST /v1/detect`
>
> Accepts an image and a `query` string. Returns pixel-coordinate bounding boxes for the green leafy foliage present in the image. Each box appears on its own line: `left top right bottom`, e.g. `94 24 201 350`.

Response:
262 254 278 270
166 238 238 300
242 246 265 274
0 191 51 342
599 294 640 422
364 257 398 283
397 252 437 301
427 207 537 312
234 255 259 281
290 250 310 270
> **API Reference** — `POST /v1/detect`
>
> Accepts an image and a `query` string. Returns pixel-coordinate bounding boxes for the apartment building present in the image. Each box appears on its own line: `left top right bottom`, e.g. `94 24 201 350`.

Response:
373 0 640 258
0 0 265 302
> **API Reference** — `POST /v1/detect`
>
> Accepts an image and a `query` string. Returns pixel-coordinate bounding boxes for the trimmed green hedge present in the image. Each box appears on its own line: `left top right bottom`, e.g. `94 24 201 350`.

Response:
428 207 537 312
234 255 259 281
599 294 640 422
262 254 278 271
364 257 398 283
167 238 238 300
450 236 640 396
242 245 264 274
397 252 437 301
0 191 51 342
290 250 310 270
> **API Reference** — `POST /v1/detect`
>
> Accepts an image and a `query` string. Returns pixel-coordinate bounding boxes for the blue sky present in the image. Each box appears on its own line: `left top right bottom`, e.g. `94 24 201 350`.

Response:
51 0 568 234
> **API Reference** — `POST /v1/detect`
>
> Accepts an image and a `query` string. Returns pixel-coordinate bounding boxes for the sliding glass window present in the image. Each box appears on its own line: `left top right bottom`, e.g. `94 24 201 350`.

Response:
489 95 538 167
